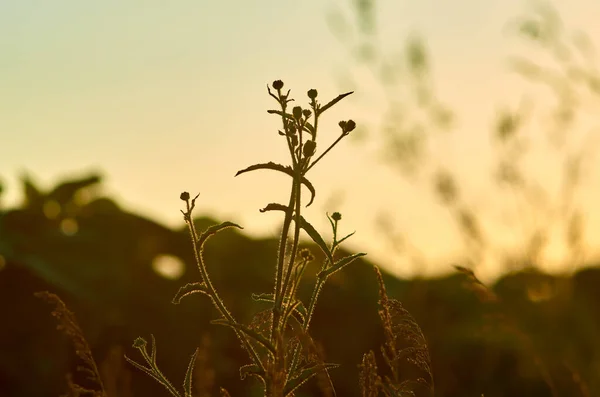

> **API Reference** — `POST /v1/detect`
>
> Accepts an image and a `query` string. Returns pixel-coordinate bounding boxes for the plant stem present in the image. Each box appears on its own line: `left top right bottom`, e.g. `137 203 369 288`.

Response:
186 217 263 370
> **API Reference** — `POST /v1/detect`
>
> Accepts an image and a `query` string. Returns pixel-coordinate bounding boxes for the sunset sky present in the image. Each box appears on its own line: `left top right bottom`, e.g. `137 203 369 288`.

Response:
2 0 599 281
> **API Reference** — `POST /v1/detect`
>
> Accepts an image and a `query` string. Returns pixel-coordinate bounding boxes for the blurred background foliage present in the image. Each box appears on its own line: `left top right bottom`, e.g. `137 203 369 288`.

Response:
1 1 600 396
327 0 600 276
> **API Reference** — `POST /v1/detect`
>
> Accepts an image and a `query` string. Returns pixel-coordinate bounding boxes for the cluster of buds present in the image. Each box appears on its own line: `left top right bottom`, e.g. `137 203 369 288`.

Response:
338 120 356 135
269 79 356 170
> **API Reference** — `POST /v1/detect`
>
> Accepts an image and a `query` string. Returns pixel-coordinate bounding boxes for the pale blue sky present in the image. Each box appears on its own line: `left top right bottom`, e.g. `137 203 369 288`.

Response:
2 0 599 280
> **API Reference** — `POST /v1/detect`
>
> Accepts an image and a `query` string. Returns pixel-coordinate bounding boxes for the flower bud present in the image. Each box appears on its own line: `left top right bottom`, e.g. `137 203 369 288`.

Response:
303 140 316 157
272 80 284 90
307 89 318 99
345 119 356 132
302 109 312 118
300 248 314 261
180 192 190 201
293 106 303 120
339 119 356 134
133 337 147 348
332 212 342 221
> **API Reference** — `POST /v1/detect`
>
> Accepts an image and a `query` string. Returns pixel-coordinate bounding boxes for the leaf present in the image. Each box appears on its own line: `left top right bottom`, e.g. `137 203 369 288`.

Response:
259 203 290 214
267 109 316 134
336 231 356 246
172 282 210 304
150 334 157 366
123 356 163 385
316 91 353 116
183 349 199 397
211 319 276 357
284 362 340 396
197 221 243 246
257 205 334 265
239 364 265 381
235 162 316 206
298 217 334 265
318 253 367 279
124 355 181 397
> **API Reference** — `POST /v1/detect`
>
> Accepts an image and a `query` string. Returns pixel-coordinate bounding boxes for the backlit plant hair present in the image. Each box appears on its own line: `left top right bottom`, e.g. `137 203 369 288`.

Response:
126 80 370 396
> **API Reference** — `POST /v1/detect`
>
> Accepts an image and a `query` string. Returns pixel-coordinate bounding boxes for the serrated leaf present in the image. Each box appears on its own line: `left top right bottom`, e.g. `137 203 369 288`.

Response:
197 221 243 246
284 362 340 396
316 91 353 116
183 348 199 397
211 319 276 357
172 282 209 304
267 109 316 134
236 162 317 207
318 253 367 279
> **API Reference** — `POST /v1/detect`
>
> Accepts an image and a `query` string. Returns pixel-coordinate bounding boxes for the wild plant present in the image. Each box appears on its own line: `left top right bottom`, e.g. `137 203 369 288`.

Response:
124 80 373 396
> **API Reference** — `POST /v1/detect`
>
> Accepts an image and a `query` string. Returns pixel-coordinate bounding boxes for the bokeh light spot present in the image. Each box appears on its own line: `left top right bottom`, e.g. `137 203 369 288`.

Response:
43 200 61 219
152 254 185 280
60 218 78 236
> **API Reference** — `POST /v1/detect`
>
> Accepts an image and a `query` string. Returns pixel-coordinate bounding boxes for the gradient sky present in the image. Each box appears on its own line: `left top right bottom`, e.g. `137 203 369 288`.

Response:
2 0 599 281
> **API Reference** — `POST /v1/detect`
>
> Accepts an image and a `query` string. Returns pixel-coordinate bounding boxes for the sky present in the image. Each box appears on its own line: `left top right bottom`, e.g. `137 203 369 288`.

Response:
2 0 599 281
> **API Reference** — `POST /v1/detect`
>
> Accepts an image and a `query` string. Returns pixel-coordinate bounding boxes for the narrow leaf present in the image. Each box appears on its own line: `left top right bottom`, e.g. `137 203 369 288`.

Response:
299 217 334 265
183 349 199 397
123 356 154 379
318 253 367 279
124 355 181 397
150 334 157 366
336 231 356 246
256 205 334 264
197 221 243 246
211 319 276 357
284 363 340 396
316 91 353 116
259 203 290 214
282 300 304 328
235 162 317 206
172 282 210 304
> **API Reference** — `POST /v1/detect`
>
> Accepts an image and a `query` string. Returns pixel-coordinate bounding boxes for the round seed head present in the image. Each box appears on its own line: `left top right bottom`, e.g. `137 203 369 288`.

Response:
307 89 318 99
180 191 190 201
332 212 342 221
